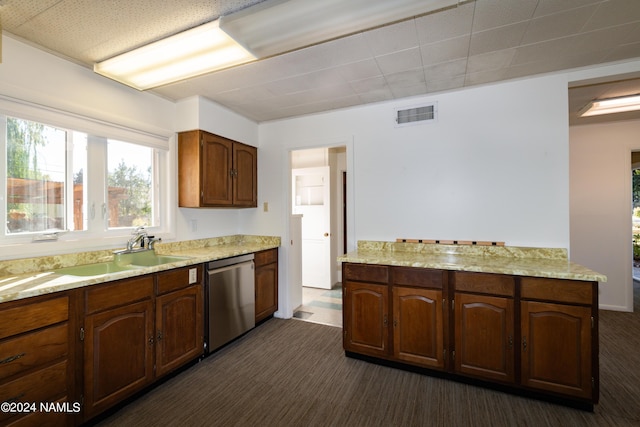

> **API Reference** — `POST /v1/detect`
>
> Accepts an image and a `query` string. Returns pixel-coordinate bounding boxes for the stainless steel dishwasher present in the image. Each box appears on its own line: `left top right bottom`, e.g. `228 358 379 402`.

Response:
205 254 255 353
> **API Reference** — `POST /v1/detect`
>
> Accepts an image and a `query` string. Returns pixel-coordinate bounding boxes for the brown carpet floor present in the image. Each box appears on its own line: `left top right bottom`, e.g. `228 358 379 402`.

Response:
95 287 640 427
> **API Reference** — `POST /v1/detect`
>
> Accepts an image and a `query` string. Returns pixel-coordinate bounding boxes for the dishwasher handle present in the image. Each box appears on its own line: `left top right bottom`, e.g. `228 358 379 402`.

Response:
207 253 254 270
207 260 254 275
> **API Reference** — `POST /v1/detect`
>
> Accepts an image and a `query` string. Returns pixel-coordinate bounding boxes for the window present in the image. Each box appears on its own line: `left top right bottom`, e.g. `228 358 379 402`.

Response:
107 140 155 229
1 103 170 253
5 117 86 234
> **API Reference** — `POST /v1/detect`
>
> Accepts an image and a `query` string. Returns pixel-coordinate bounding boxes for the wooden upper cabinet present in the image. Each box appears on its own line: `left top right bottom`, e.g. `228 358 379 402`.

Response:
178 130 257 208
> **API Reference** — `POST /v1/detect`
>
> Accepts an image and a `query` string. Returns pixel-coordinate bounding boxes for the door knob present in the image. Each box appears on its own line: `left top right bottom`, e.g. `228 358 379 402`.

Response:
324 233 329 237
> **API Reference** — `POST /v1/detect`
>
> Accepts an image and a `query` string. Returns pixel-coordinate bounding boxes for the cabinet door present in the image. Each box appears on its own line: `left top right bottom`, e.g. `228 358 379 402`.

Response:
233 142 257 207
202 133 233 206
454 293 514 383
393 287 444 369
521 301 593 399
83 299 154 420
255 262 278 323
343 281 389 357
156 285 204 377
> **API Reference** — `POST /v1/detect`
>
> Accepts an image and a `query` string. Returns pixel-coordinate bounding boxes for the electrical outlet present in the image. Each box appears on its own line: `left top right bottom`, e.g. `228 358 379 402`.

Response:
188 268 197 284
190 219 197 232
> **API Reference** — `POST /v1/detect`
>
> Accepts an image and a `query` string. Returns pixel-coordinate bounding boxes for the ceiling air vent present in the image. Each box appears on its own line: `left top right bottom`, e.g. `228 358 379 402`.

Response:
395 103 437 127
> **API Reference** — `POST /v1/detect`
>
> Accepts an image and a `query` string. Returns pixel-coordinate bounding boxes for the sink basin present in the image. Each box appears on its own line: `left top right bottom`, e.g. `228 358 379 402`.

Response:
114 251 190 267
55 262 141 276
55 251 190 277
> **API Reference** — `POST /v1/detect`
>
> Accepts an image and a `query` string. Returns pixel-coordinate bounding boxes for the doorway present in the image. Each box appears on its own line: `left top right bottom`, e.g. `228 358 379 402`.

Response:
290 146 346 327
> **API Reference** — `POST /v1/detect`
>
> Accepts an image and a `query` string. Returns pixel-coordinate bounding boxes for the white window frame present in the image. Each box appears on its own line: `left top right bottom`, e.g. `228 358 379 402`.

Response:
0 95 175 258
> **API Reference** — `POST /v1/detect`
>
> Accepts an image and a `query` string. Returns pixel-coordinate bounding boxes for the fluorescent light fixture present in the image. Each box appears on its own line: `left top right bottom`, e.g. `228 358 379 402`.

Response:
94 20 255 90
219 0 461 58
579 94 640 117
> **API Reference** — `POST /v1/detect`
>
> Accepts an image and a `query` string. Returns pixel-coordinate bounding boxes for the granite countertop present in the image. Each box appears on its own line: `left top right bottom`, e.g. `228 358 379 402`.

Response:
0 235 280 303
338 241 607 282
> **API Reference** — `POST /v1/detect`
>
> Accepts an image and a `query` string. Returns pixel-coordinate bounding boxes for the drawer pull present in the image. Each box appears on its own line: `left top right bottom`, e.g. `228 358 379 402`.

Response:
0 352 25 365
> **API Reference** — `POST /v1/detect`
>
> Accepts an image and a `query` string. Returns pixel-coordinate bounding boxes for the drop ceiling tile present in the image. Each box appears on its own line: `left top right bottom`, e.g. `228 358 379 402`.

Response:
469 21 529 56
466 49 516 73
427 75 465 92
390 83 428 98
511 37 575 65
464 68 508 86
358 88 394 104
424 58 468 81
336 59 382 82
533 0 603 17
415 2 474 44
349 76 389 94
385 68 426 89
583 0 640 31
420 35 470 66
569 23 640 54
521 5 599 44
374 47 423 75
364 20 419 56
603 40 640 62
471 0 538 32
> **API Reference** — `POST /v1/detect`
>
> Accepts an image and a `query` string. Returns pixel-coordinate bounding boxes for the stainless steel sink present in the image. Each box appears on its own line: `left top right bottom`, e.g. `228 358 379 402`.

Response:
55 251 190 276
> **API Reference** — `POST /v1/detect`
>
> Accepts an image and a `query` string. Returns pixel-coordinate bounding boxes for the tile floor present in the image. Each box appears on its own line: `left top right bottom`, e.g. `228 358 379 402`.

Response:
293 283 342 328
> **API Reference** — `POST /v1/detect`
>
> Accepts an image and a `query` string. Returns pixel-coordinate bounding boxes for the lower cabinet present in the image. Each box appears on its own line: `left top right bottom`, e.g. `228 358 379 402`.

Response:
342 263 599 409
83 265 203 422
0 293 78 426
254 248 278 323
520 277 596 400
453 272 515 383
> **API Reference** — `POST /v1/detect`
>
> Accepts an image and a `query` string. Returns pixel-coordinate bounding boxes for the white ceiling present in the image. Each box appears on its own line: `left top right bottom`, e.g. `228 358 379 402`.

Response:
2 0 640 123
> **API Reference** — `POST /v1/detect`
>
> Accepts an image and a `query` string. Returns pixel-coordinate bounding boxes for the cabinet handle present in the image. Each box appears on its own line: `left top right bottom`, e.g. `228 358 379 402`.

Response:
393 318 397 327
508 335 513 349
522 337 527 351
157 331 163 341
148 335 155 346
383 314 388 327
0 352 25 365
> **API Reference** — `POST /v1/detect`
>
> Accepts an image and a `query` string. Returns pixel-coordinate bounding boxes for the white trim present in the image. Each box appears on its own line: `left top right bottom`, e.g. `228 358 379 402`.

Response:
0 94 170 150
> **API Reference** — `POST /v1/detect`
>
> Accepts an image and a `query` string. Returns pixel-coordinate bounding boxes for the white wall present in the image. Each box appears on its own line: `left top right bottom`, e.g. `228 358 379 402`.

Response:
252 74 570 247
570 120 640 312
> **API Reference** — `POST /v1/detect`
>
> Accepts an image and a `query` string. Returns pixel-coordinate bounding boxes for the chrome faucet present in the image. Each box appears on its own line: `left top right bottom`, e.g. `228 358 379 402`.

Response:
126 226 148 252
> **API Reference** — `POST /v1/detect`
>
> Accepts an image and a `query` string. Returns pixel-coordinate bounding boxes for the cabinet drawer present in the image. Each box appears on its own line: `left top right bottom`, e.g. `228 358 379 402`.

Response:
157 265 202 295
85 276 154 314
521 277 593 305
0 324 67 381
254 249 278 267
0 296 68 340
453 272 514 297
0 361 67 424
392 267 443 289
344 263 389 284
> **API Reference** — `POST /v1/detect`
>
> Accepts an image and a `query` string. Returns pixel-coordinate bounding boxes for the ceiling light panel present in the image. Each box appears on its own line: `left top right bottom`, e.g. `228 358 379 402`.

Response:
219 0 462 58
94 20 255 90
579 94 640 117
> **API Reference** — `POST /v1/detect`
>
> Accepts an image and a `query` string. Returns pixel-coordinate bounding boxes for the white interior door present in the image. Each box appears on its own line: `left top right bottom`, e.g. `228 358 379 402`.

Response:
292 166 331 289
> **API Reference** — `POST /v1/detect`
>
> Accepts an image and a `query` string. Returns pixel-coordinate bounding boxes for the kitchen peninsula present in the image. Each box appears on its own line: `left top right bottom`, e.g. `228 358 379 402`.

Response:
338 240 606 410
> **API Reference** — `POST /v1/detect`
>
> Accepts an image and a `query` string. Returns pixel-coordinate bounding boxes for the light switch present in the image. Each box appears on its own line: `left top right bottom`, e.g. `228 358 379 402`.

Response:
263 202 269 212
188 268 197 284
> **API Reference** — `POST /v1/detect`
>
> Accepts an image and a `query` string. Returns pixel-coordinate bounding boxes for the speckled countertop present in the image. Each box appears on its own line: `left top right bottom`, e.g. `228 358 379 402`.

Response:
338 241 606 282
0 235 280 303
